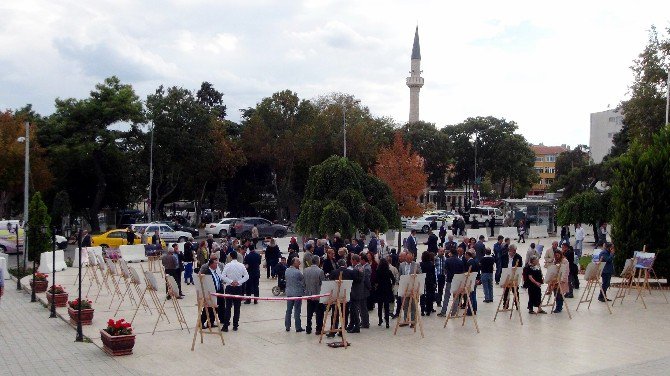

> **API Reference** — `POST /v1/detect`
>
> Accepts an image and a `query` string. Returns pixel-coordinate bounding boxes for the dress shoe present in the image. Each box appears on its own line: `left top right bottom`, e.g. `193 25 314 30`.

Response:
244 301 251 305
361 324 369 329
177 296 184 299
254 301 258 304
346 328 360 333
233 326 238 331
436 313 446 317
431 308 436 312
286 328 290 332
552 309 562 313
437 303 442 307
598 297 606 302
296 328 305 333
564 293 574 298
222 327 228 332
326 333 335 338
385 323 389 328
410 324 415 328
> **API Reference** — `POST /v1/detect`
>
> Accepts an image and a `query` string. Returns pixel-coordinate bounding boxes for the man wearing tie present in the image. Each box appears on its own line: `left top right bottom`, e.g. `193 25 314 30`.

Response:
244 247 262 304
221 251 249 332
201 258 224 328
406 230 418 255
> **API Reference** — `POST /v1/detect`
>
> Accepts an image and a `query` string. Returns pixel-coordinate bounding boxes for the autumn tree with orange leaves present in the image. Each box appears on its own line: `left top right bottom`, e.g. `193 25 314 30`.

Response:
373 132 428 220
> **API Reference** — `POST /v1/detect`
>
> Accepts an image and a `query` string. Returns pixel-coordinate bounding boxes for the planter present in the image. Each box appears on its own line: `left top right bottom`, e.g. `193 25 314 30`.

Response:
100 330 135 356
46 292 69 307
30 280 48 293
68 307 95 325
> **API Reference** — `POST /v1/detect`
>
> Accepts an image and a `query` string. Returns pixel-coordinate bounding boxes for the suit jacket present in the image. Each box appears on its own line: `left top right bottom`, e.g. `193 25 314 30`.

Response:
361 263 372 298
474 241 486 261
445 256 465 283
330 266 363 300
599 249 614 275
303 265 326 297
425 234 439 253
199 263 224 276
285 267 305 297
244 251 262 278
406 236 418 254
500 253 523 269
201 266 224 292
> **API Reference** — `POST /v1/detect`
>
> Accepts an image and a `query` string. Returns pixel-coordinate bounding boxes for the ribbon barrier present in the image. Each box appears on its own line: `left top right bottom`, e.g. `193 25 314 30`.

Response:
210 292 331 301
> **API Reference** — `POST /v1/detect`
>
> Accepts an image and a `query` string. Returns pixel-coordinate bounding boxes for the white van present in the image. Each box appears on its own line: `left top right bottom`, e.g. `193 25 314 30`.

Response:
0 220 24 254
469 207 503 227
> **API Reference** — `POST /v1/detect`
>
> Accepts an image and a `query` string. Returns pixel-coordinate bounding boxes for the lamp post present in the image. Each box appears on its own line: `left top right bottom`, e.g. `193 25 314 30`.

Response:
15 224 21 290
49 227 57 318
75 228 84 342
148 122 154 222
18 121 30 271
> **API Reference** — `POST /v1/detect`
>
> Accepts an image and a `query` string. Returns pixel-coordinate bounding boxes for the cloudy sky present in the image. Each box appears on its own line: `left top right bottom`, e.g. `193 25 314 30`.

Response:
1 0 669 147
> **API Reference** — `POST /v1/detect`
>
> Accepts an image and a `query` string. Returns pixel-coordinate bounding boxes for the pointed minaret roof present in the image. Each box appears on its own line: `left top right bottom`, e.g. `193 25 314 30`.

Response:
411 26 421 60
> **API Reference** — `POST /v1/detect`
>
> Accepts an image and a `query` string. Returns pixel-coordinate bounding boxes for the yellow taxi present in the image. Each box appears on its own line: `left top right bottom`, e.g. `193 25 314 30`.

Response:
91 229 165 249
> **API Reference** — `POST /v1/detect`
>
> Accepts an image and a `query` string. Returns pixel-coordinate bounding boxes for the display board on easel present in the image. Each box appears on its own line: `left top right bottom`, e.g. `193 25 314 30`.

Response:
633 248 669 304
539 263 572 319
576 262 611 314
191 273 225 350
393 273 426 338
494 266 523 325
319 276 353 348
611 258 639 309
443 269 479 333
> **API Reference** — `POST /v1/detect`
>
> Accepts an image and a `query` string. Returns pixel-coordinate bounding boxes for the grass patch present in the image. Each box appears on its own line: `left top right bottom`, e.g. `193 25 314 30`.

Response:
8 266 31 279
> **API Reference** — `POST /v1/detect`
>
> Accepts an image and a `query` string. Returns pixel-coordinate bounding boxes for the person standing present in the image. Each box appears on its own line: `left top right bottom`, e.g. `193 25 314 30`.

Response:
525 243 540 266
243 246 262 304
500 244 523 308
391 252 405 319
251 224 259 250
434 248 447 306
598 243 615 302
375 258 395 328
419 251 436 316
126 226 135 245
464 249 480 315
517 220 526 243
424 229 439 254
221 251 249 332
489 215 496 238
327 259 360 337
0 266 4 302
152 230 161 249
360 253 373 327
551 250 570 313
493 236 505 284
81 230 92 247
524 256 546 314
438 223 447 247
480 248 495 303
406 230 418 255
161 246 179 299
437 248 466 317
201 258 225 328
563 243 577 298
398 252 421 327
265 238 281 279
304 255 326 335
348 254 365 333
183 237 195 285
574 224 585 258
545 241 559 268
284 257 305 332
474 235 486 262
173 243 185 297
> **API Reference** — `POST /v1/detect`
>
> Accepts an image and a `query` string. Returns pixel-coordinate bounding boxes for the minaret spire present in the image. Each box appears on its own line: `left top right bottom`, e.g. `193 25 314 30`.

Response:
406 26 424 123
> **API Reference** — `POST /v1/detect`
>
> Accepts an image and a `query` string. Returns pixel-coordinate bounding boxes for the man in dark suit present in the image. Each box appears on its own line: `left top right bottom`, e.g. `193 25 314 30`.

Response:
200 258 225 327
464 249 480 315
437 248 466 317
243 247 262 304
81 230 92 247
327 259 361 337
347 254 365 333
474 235 486 262
424 230 439 254
406 229 418 254
499 243 523 308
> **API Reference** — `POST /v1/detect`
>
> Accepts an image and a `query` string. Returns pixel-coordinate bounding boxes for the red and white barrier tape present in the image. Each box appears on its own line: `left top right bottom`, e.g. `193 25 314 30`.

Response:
210 292 331 301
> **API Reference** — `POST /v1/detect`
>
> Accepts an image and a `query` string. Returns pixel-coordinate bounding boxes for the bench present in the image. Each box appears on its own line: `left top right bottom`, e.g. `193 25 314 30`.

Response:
37 250 68 273
119 244 148 263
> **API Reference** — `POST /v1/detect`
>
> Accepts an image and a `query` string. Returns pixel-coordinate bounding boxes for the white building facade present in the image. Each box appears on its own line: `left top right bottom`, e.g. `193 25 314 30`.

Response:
589 109 623 163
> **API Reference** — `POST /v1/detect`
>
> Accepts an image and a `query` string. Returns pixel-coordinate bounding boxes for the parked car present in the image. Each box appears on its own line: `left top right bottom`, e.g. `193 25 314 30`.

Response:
91 229 166 249
158 221 199 238
406 215 444 233
232 217 287 239
205 218 238 237
55 235 68 249
0 220 24 254
131 223 192 243
469 206 504 227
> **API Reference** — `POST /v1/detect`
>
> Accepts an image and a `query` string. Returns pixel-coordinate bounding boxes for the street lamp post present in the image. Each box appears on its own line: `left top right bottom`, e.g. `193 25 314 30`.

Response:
75 228 84 342
49 227 57 318
148 123 154 222
15 225 21 290
22 121 29 271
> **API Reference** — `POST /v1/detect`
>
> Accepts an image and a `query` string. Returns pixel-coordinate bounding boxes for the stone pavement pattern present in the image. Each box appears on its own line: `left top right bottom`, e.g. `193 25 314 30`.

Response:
0 287 145 376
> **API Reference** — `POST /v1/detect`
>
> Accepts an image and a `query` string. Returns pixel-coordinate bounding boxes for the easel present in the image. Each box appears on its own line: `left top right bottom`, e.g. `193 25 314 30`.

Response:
113 261 142 315
576 262 612 314
611 258 640 308
444 268 480 333
191 274 225 350
319 274 349 348
93 254 113 302
83 251 103 298
153 275 189 334
105 258 125 309
130 264 170 326
393 272 425 338
633 247 668 304
494 264 523 325
540 263 572 319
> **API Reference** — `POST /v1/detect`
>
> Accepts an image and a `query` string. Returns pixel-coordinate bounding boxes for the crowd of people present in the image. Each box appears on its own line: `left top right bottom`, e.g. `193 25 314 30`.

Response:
149 226 615 336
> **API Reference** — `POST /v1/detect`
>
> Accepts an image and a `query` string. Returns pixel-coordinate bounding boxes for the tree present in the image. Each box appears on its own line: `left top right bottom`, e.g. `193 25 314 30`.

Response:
296 156 399 238
51 190 71 233
39 77 144 232
610 26 670 158
373 132 427 218
611 125 670 280
0 110 53 218
27 192 51 263
556 190 610 237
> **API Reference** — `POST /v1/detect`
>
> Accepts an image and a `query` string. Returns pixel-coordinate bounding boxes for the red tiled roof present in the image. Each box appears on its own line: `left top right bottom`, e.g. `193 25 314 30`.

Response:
532 145 567 155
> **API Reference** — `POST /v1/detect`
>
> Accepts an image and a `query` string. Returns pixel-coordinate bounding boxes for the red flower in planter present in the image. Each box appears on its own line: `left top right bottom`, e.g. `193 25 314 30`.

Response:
105 318 133 336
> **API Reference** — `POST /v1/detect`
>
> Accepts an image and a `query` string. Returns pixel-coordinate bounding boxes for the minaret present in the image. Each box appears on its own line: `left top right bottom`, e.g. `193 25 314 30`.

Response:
406 26 424 123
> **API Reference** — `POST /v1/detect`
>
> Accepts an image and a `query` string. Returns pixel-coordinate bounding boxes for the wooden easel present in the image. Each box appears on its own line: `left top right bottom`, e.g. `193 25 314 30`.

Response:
130 264 170 326
444 268 480 333
319 274 349 348
105 259 125 309
93 254 113 302
113 261 143 315
191 274 225 350
540 263 572 319
393 272 425 338
494 263 523 325
83 251 103 298
611 258 638 308
153 275 189 334
633 247 668 304
576 262 612 314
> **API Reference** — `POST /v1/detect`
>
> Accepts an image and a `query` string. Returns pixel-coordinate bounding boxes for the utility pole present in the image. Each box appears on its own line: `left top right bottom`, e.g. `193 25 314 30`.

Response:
148 123 154 222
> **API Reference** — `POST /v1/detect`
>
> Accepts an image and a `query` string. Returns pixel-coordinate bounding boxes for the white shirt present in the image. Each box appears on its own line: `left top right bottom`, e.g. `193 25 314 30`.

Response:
575 227 585 241
222 260 249 285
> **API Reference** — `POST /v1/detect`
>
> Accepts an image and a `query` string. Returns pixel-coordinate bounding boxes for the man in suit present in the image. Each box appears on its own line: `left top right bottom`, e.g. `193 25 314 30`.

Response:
359 253 373 328
598 243 615 302
200 258 225 328
444 235 457 253
474 235 486 262
493 235 505 284
437 248 465 317
221 251 249 332
81 230 92 247
347 254 365 333
398 251 421 327
434 248 447 306
161 246 179 299
424 229 439 254
304 255 326 335
464 249 480 315
499 243 523 308
243 246 262 304
284 257 305 332
327 259 361 337
406 230 418 255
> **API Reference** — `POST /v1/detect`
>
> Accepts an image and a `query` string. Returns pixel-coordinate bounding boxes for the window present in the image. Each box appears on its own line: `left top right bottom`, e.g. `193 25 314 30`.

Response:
535 157 544 162
546 155 556 162
160 226 172 232
546 178 554 184
535 168 543 174
109 232 124 238
544 167 555 174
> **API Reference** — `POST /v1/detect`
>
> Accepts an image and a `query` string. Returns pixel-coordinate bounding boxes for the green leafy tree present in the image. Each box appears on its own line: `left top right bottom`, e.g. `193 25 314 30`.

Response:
27 192 51 263
296 156 399 238
611 126 670 280
556 190 610 236
51 190 71 232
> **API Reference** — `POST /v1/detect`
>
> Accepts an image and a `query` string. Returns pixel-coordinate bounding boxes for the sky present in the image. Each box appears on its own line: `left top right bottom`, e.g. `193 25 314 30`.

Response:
1 0 670 147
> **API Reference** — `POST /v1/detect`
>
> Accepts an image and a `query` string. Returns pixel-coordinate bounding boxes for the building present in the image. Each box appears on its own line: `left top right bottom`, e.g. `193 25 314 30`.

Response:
529 144 569 196
589 109 623 163
406 26 424 123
